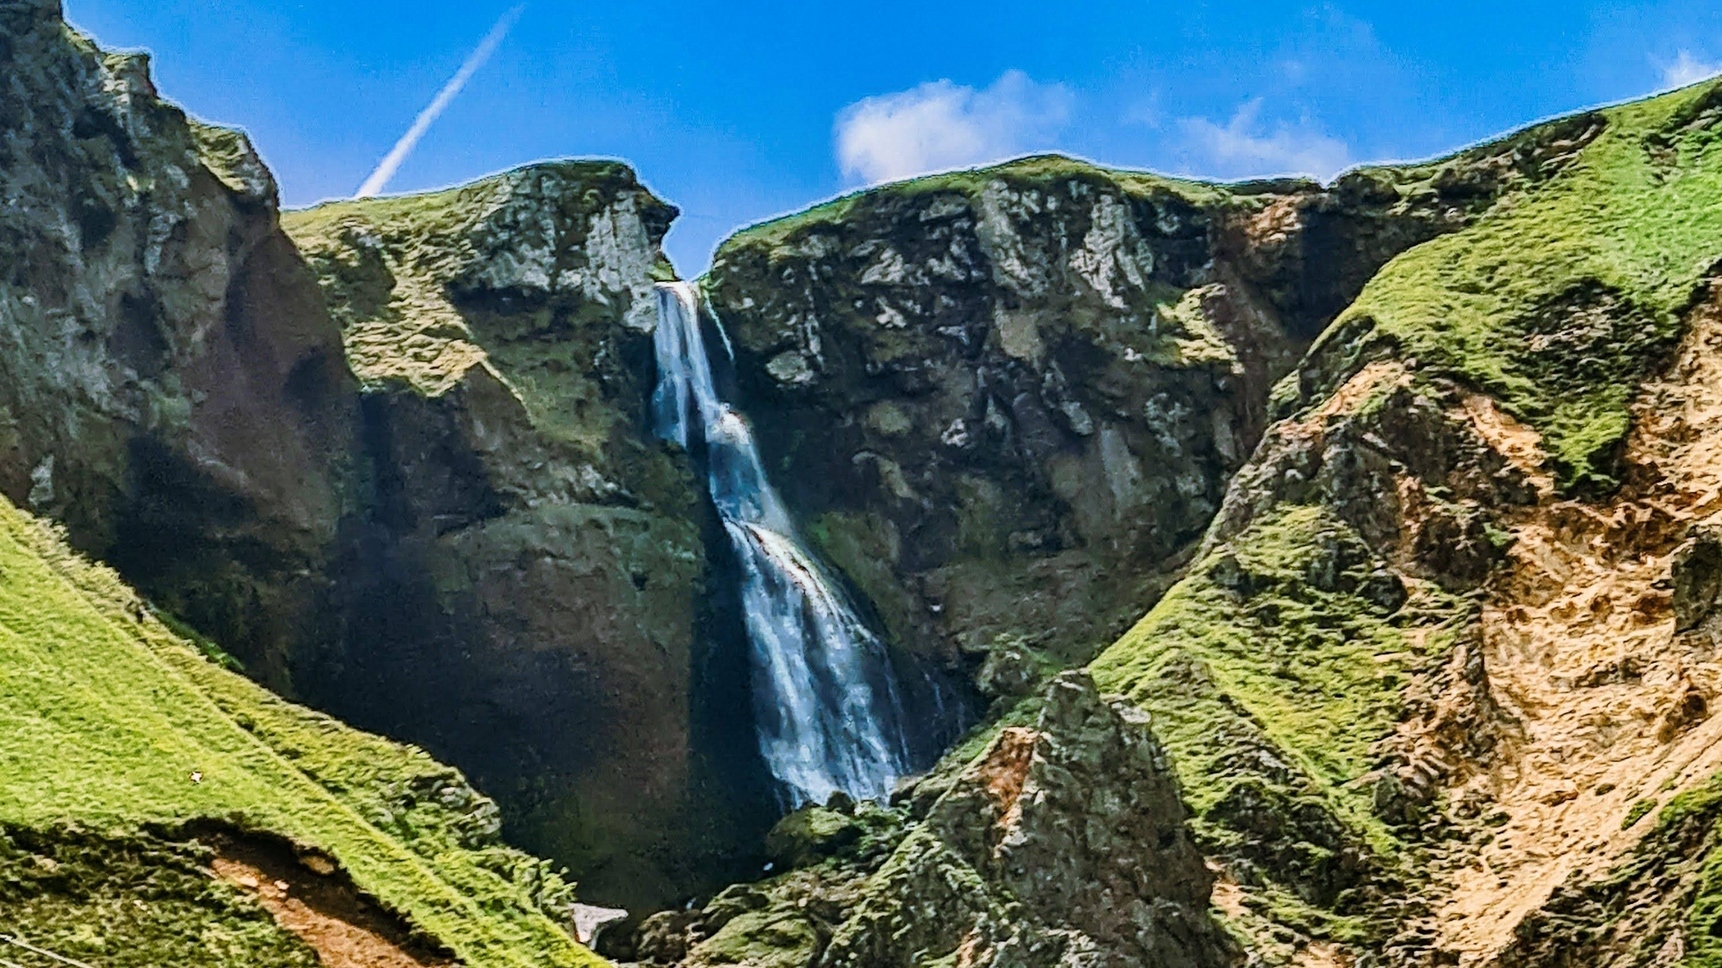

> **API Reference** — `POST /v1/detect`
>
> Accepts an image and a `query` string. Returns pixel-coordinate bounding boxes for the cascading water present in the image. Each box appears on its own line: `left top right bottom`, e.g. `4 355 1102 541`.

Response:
651 281 910 807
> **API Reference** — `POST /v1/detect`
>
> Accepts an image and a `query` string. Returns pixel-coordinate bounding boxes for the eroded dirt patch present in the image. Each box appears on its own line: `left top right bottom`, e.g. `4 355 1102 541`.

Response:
1422 285 1722 963
201 831 457 968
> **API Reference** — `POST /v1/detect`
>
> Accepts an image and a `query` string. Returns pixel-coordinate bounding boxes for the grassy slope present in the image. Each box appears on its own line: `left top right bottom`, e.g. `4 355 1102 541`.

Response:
0 495 602 967
1316 79 1722 489
1090 505 1466 945
1092 507 1434 834
1078 78 1722 955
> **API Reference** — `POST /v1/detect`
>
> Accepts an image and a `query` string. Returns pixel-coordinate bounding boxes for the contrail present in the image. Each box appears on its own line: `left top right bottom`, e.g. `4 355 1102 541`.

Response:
355 5 525 198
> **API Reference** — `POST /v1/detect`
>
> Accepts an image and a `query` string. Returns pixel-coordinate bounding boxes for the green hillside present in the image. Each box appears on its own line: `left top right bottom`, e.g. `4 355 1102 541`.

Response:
0 495 604 967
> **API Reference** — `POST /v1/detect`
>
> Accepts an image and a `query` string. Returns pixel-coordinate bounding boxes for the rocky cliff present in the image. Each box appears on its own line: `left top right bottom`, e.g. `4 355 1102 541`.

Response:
282 166 730 908
12 0 1722 963
626 73 1722 968
701 137 1583 703
612 672 1233 968
0 0 355 688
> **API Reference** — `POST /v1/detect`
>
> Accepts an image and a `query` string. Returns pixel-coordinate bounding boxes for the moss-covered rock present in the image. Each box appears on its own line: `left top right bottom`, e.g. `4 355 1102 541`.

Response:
283 165 744 909
619 672 1233 968
0 0 357 689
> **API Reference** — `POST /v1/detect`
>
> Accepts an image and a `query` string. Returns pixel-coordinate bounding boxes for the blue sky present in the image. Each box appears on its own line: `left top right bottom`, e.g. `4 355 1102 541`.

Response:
65 0 1722 273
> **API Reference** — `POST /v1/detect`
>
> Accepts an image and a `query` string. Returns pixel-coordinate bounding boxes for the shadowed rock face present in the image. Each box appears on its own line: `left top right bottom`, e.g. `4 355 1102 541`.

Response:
1673 525 1722 633
9 0 1646 940
0 0 356 686
282 167 770 909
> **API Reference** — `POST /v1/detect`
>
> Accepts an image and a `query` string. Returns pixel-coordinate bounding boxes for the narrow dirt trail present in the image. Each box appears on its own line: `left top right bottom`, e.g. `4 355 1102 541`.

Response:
1429 292 1722 962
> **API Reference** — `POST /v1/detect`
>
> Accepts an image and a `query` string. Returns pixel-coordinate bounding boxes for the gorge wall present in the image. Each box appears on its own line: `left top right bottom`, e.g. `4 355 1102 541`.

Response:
0 0 355 689
14 1 1722 963
0 0 719 909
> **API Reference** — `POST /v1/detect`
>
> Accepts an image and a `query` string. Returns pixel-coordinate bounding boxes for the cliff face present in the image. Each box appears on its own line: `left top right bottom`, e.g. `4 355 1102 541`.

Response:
0 0 356 687
705 163 1290 684
700 145 1552 702
282 169 741 908
0 0 732 912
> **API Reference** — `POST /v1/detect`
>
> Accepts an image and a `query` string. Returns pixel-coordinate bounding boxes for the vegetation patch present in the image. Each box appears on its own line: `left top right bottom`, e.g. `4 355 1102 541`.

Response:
1311 80 1722 490
1089 505 1465 931
0 496 600 967
0 825 316 968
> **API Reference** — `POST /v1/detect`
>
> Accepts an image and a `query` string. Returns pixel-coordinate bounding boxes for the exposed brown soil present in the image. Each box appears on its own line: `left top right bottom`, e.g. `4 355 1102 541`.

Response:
202 831 457 968
1421 287 1722 963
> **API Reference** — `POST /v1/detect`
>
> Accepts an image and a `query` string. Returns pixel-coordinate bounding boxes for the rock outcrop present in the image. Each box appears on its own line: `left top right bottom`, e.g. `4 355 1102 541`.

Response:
613 672 1233 968
0 0 356 686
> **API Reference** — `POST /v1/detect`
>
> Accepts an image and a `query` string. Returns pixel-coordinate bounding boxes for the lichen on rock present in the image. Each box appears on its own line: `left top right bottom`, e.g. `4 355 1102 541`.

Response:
616 672 1233 968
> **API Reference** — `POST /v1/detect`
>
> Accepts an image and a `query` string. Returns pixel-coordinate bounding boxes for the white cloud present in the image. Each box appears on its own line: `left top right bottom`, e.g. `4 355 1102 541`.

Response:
1662 49 1722 90
1175 99 1352 182
834 71 1072 185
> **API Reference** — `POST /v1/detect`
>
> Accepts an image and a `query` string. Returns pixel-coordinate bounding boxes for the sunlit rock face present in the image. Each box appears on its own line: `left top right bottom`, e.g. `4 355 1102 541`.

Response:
704 162 1320 687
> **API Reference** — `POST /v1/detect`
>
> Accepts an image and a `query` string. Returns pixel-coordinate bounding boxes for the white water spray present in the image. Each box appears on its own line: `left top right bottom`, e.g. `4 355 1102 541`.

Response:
651 281 909 806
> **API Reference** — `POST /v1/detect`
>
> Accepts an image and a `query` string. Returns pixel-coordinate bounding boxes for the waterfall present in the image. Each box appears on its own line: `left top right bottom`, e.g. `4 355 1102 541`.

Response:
651 281 910 807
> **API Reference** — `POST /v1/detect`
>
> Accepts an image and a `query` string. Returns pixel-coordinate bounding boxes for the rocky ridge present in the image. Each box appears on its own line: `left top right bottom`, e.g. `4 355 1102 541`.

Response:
10 1 1722 964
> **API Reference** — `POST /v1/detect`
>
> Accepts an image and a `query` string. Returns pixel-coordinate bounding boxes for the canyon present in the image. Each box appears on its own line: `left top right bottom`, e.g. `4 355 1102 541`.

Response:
5 1 1722 965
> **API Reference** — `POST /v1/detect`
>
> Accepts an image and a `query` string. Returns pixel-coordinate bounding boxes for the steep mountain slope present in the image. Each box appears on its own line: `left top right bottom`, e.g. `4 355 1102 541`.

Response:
616 73 1722 968
1093 76 1722 965
0 492 601 967
282 168 724 910
13 0 1722 960
0 0 356 689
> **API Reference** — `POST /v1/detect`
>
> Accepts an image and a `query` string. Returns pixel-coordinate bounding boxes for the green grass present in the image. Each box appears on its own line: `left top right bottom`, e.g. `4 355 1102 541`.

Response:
717 153 1244 255
0 495 603 967
1651 772 1722 966
187 120 264 198
1622 796 1660 829
1316 79 1722 489
1091 506 1458 858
